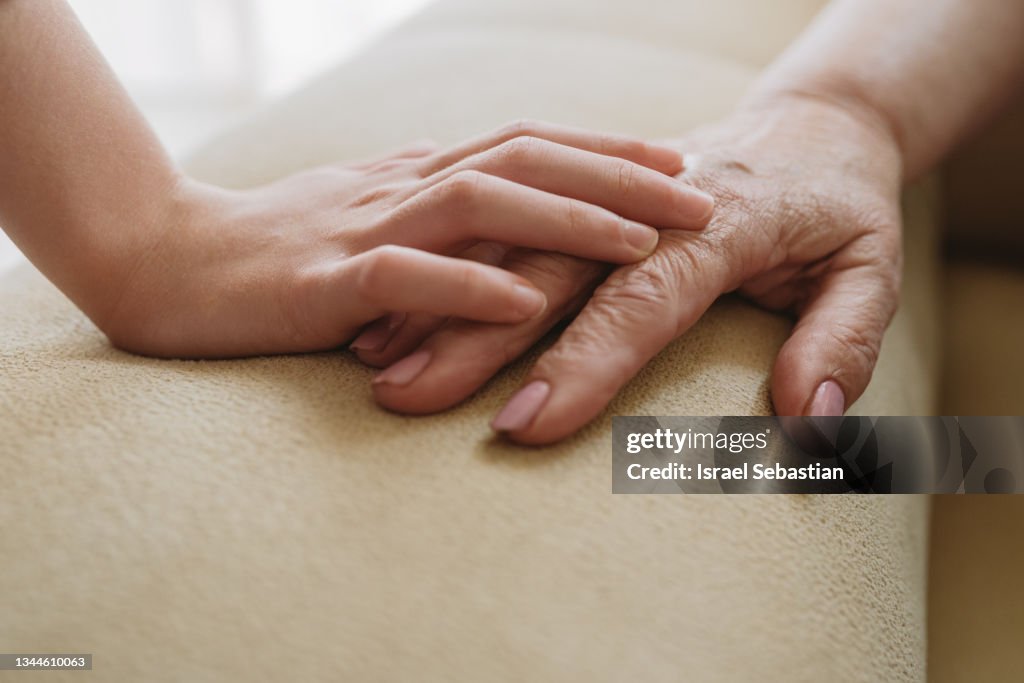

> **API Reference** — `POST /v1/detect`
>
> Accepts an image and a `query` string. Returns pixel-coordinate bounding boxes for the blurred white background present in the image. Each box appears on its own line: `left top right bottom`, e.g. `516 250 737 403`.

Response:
0 0 434 273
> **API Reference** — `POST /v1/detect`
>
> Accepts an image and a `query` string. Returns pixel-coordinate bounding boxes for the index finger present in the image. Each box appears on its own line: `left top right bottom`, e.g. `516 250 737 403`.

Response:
419 119 684 177
490 236 731 445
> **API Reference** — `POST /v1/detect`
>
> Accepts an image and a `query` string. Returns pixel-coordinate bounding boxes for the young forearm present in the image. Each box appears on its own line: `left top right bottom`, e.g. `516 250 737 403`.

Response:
0 0 184 327
0 4 721 359
745 0 1024 180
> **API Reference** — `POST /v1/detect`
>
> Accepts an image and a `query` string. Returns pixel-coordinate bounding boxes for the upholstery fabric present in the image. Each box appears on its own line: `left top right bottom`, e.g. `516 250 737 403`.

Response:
0 1 937 680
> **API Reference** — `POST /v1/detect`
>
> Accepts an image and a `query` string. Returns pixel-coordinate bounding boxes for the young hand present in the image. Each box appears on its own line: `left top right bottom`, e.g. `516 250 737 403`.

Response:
100 122 713 357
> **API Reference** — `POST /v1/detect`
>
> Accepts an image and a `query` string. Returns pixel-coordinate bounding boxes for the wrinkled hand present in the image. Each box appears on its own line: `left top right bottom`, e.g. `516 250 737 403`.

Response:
103 122 714 358
364 98 905 444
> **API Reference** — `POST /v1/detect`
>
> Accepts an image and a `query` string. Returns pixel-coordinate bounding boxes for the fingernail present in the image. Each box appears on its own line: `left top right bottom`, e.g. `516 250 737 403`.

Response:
373 350 431 387
511 284 547 319
491 381 551 432
808 380 846 417
676 187 715 223
624 222 660 255
350 313 407 352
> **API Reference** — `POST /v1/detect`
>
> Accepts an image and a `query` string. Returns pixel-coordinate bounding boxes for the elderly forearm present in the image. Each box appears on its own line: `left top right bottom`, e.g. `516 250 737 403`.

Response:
745 0 1024 180
0 0 184 326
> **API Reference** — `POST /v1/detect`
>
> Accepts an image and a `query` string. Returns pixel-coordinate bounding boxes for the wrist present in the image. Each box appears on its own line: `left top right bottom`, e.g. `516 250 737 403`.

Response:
738 81 906 180
90 173 210 346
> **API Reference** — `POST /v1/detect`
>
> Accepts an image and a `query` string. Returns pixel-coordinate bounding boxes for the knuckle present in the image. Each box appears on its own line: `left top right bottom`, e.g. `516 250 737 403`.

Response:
614 160 638 196
364 159 409 175
535 331 614 384
844 228 901 270
829 190 900 241
563 198 590 238
604 262 674 304
598 263 679 341
350 184 398 208
494 135 542 166
356 245 406 299
497 119 540 141
660 203 751 285
455 263 485 295
436 170 485 206
832 321 881 377
860 195 901 227
532 314 645 396
448 263 494 313
660 238 715 285
843 239 903 316
651 177 683 211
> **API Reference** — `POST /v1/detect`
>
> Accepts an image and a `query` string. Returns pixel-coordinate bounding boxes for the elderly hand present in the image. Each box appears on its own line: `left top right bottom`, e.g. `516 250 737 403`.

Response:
364 97 905 444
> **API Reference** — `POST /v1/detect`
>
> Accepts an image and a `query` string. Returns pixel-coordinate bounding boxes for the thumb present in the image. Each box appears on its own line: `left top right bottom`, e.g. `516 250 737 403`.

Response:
770 259 900 417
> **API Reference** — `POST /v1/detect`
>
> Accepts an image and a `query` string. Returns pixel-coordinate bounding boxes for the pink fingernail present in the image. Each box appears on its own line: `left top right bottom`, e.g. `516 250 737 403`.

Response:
511 284 547 319
808 380 845 417
350 313 406 352
372 350 431 387
491 381 551 432
624 222 659 255
677 187 715 223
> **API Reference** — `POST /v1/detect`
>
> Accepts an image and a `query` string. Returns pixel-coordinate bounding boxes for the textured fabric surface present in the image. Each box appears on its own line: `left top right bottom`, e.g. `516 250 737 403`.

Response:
0 1 936 680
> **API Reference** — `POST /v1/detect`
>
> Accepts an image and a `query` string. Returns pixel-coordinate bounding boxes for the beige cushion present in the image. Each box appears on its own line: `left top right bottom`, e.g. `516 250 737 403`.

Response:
0 1 937 680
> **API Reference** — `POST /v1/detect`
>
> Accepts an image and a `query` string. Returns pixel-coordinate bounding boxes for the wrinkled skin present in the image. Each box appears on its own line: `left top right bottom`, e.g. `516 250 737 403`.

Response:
365 97 905 444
